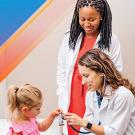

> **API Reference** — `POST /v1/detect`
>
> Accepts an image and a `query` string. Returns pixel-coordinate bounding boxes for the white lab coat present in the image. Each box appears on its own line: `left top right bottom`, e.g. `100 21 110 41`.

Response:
56 31 123 134
80 85 135 135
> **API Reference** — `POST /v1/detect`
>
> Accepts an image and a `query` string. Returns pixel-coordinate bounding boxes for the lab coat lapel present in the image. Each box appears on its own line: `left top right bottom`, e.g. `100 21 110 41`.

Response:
93 92 100 124
100 85 114 111
100 98 109 111
67 33 83 105
68 33 83 71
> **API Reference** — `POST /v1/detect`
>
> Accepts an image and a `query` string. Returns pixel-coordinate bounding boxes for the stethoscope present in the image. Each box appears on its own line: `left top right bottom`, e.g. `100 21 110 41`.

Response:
60 113 91 134
70 125 91 134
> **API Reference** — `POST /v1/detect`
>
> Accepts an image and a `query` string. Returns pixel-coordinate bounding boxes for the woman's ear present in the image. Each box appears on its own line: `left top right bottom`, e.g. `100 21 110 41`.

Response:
100 74 103 77
100 73 105 78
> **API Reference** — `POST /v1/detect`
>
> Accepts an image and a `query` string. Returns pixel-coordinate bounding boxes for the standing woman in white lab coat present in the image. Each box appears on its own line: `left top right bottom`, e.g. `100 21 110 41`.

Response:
56 0 122 134
64 48 135 135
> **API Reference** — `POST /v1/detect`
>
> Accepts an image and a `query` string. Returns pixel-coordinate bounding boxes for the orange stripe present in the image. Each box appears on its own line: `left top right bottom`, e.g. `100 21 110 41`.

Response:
0 38 40 81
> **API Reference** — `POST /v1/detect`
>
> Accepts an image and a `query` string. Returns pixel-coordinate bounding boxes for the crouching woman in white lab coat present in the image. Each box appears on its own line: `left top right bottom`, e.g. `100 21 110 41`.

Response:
64 48 135 135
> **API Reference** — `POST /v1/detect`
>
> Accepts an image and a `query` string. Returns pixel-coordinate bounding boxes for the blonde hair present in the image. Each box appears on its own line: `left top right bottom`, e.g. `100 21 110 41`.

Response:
7 84 43 120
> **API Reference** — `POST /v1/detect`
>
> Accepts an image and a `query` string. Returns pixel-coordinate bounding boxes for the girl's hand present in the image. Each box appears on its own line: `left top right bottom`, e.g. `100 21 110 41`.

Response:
64 112 87 127
50 108 62 118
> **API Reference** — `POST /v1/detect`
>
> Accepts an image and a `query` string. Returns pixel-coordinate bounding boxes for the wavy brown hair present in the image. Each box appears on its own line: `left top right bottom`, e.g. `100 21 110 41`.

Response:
78 48 135 95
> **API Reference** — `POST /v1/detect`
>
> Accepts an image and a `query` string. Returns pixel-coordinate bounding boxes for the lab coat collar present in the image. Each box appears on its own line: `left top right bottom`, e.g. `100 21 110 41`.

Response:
104 85 115 99
100 85 114 111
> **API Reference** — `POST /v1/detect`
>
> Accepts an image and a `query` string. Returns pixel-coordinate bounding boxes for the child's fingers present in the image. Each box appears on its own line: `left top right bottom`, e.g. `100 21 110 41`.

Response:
56 108 63 114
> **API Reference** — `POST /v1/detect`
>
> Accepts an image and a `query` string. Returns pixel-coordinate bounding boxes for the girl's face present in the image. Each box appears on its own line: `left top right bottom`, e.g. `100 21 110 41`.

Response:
79 6 102 36
78 65 103 92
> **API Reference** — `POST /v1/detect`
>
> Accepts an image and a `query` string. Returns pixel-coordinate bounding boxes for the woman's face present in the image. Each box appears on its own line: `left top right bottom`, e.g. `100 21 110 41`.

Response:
78 65 103 91
79 6 102 36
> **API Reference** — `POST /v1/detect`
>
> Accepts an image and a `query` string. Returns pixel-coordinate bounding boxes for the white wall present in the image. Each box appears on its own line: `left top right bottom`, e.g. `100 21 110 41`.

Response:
0 0 135 120
109 0 135 81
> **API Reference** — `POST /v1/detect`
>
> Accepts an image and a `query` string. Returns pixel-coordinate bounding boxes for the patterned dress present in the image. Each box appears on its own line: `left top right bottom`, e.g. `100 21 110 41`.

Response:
8 118 39 135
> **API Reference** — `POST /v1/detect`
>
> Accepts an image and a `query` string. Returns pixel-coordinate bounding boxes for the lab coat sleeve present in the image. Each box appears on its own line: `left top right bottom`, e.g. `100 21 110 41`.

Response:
84 92 95 123
103 92 134 135
80 92 95 135
110 33 123 72
56 33 69 108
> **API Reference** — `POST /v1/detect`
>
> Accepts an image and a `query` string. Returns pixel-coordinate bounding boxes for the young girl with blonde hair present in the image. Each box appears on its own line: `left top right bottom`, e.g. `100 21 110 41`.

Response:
7 84 61 135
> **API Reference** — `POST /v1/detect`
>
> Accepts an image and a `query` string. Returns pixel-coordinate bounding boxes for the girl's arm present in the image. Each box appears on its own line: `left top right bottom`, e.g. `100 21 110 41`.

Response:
38 108 61 131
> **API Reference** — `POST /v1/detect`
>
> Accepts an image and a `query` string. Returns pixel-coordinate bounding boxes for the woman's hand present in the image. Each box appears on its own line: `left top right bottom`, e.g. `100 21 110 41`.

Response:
64 112 87 127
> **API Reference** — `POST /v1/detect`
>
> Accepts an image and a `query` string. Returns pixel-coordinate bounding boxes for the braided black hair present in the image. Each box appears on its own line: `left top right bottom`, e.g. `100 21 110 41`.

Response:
69 0 112 51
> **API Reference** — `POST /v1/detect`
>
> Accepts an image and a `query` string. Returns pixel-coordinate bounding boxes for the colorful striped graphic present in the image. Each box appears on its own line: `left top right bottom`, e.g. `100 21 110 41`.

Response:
0 0 75 81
